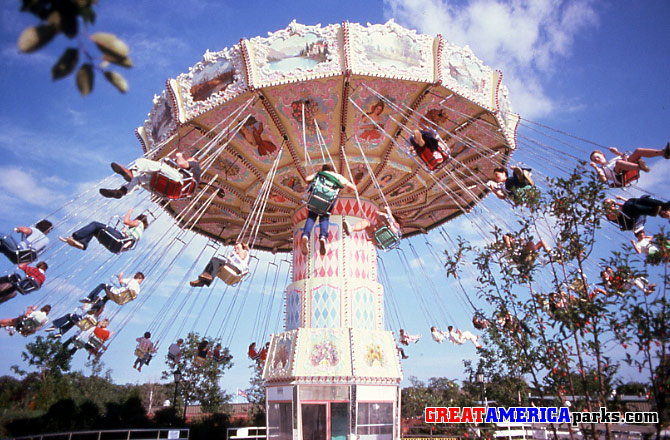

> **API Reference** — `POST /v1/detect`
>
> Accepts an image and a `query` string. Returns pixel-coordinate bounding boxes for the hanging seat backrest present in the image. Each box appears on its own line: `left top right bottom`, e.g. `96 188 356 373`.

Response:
149 159 197 200
87 335 104 349
104 285 138 305
373 226 401 251
1 234 38 264
19 316 42 334
306 172 343 216
15 276 40 295
96 217 137 254
134 347 148 358
611 168 639 188
217 255 250 286
194 355 207 366
77 315 98 331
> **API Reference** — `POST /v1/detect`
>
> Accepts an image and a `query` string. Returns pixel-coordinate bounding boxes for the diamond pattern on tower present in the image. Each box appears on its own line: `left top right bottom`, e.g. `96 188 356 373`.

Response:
293 229 306 281
310 284 340 328
351 286 375 329
313 225 339 278
286 289 301 330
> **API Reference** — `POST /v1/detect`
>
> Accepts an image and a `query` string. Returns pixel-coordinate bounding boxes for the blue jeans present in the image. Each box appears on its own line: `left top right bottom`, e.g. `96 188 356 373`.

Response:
0 235 36 264
303 210 330 239
73 222 125 252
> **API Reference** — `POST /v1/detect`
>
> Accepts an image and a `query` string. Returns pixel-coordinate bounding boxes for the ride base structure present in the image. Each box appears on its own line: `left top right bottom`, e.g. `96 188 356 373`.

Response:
263 198 401 440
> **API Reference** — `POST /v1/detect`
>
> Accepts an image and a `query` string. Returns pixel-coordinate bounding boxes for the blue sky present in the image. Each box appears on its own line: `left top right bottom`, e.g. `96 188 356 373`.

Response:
1 0 669 400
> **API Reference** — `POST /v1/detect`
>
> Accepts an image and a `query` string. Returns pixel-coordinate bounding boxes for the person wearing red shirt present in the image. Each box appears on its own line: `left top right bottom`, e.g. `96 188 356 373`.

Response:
0 261 48 304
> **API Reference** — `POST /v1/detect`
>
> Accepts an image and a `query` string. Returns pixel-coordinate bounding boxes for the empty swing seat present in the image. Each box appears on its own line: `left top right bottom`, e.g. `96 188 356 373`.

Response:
104 286 137 305
77 315 98 331
149 160 197 200
306 173 343 216
373 226 401 251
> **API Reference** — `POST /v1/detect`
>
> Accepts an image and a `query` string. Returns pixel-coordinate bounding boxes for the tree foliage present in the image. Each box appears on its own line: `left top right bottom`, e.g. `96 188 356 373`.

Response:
17 0 132 96
444 163 670 439
162 332 233 414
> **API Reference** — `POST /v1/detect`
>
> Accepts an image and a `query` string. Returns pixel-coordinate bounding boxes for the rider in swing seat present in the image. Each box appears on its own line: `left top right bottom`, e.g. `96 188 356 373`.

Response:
190 242 250 287
301 164 356 256
60 209 148 253
100 152 202 199
342 206 401 249
0 261 48 304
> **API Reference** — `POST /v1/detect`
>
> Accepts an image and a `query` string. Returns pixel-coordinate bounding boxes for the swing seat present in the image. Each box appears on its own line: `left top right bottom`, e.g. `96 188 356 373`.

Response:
134 347 147 359
417 146 449 171
96 218 137 254
195 355 207 366
373 226 401 251
14 276 41 295
149 160 197 200
77 315 97 331
104 286 137 305
18 316 42 334
217 259 249 286
306 174 342 216
87 335 104 350
1 234 38 264
612 169 640 188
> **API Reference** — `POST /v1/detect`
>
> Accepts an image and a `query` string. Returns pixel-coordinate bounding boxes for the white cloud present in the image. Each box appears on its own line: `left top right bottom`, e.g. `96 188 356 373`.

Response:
0 166 65 206
382 0 599 118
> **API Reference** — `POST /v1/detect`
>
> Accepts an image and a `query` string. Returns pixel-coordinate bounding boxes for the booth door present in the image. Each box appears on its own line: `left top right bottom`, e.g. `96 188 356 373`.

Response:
302 404 326 440
301 402 349 440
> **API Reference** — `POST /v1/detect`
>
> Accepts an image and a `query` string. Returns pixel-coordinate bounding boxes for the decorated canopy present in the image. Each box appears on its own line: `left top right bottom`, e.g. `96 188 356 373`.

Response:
136 20 518 252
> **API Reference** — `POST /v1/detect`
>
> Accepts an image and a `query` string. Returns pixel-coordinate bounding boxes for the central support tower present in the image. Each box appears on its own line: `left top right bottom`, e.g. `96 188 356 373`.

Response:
263 197 402 440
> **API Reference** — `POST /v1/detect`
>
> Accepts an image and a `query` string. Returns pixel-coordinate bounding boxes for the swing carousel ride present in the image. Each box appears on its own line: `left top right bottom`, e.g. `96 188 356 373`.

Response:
1 19 543 439
130 20 517 437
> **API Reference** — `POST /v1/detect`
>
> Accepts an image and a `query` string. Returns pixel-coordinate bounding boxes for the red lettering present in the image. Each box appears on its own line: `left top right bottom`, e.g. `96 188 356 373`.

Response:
425 407 436 423
461 407 474 423
437 407 449 422
473 407 485 423
449 407 461 423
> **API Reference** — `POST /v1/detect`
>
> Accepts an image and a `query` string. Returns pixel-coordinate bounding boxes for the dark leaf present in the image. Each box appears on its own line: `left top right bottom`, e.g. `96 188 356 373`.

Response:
51 48 79 80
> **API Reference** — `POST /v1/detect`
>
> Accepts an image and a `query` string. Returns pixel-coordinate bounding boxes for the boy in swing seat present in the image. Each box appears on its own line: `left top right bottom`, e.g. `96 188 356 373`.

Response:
342 206 401 246
486 167 534 201
589 143 669 187
301 164 356 256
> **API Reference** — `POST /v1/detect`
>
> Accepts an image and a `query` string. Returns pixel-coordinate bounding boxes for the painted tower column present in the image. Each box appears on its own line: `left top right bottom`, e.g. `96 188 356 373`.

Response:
263 197 402 440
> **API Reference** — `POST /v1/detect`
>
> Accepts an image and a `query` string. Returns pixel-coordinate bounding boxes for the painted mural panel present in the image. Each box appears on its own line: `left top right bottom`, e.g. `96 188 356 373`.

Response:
351 329 401 379
294 328 352 377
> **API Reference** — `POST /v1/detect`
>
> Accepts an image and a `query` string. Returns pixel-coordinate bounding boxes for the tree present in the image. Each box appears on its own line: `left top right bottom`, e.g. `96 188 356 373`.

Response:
17 0 132 96
245 362 265 425
446 164 624 440
161 332 233 415
607 230 670 438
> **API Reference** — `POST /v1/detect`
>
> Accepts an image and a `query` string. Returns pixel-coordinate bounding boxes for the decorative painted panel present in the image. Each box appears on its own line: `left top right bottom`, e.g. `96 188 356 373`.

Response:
348 20 436 82
351 329 402 379
293 328 352 377
248 21 344 87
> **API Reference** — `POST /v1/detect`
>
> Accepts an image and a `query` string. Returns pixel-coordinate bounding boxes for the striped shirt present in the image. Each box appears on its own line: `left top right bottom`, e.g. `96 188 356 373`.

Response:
18 263 46 286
